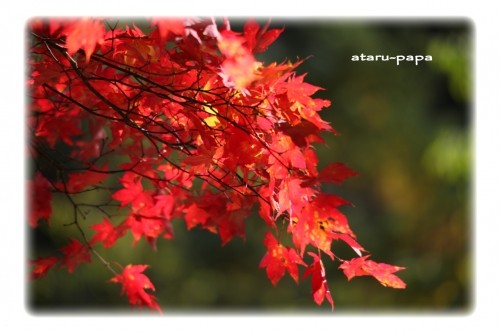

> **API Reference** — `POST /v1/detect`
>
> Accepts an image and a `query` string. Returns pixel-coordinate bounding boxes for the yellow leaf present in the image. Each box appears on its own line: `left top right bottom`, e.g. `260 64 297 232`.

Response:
203 105 220 127
204 115 219 127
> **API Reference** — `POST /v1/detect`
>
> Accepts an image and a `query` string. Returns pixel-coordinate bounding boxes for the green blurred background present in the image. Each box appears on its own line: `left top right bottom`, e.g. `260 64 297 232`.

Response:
29 18 472 314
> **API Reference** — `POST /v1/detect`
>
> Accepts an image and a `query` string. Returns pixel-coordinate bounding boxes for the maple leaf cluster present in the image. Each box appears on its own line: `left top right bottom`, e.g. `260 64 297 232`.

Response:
27 17 405 312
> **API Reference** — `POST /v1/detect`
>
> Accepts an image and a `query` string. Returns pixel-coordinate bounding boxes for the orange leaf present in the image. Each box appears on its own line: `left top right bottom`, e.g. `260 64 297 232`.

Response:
290 193 355 258
218 31 260 92
339 255 406 289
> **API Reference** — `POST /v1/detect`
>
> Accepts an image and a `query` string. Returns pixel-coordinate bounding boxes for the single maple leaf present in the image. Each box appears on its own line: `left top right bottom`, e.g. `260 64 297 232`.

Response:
59 238 92 273
30 256 60 279
243 19 284 53
276 177 313 216
318 162 359 185
218 31 260 92
303 252 334 310
109 264 161 313
330 233 365 257
151 18 185 41
277 73 332 131
121 215 147 247
183 202 211 231
278 120 324 148
112 173 152 212
290 193 355 258
66 166 109 193
258 196 276 228
339 255 406 289
183 145 216 166
90 218 125 248
137 217 166 248
308 194 355 236
218 210 248 246
153 193 175 221
259 232 306 286
285 74 322 107
63 18 106 63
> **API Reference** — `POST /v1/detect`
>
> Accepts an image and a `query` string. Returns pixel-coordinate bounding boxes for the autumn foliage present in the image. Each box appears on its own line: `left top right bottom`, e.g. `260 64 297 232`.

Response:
27 17 406 312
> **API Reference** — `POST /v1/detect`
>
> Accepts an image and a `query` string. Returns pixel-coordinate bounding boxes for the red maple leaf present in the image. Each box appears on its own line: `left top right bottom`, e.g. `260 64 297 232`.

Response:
318 162 359 185
339 255 406 289
28 17 407 311
109 264 161 313
183 145 217 167
243 19 284 53
184 202 212 231
282 73 332 131
59 238 92 273
30 256 60 279
258 195 275 228
290 193 355 257
330 233 365 257
278 120 324 148
63 18 106 62
218 211 248 246
90 218 125 248
29 172 52 228
150 18 185 41
65 166 109 193
268 134 308 174
259 232 305 286
303 252 334 310
112 172 152 212
153 192 175 220
276 177 313 216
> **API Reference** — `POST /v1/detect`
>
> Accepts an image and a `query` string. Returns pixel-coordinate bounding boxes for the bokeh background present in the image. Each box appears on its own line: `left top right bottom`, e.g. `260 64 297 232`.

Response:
28 18 472 314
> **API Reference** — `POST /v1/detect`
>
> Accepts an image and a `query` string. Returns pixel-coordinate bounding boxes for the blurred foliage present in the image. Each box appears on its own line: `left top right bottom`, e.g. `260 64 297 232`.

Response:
29 18 472 314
